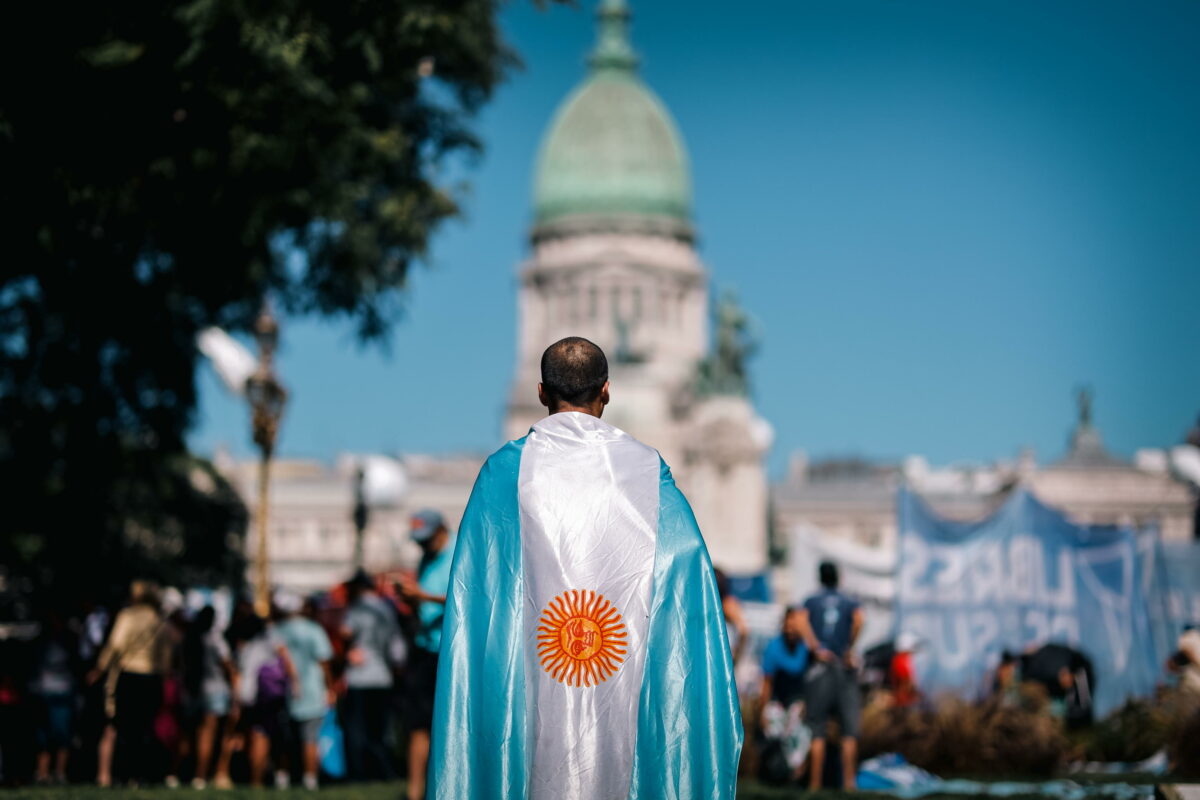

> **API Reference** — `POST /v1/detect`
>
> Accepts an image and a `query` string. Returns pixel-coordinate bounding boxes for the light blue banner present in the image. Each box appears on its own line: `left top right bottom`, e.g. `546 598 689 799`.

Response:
895 489 1161 717
1145 537 1200 667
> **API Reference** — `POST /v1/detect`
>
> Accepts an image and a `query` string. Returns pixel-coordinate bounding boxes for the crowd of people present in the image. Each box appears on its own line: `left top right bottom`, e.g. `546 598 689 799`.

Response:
748 561 866 789
747 561 1200 788
4 531 1198 792
0 509 455 793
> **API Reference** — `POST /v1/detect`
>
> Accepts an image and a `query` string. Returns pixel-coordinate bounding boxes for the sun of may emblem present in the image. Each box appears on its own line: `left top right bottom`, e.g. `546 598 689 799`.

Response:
537 589 628 688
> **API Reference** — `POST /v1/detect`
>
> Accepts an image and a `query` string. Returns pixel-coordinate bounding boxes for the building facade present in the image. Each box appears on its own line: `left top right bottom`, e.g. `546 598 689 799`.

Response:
775 393 1196 593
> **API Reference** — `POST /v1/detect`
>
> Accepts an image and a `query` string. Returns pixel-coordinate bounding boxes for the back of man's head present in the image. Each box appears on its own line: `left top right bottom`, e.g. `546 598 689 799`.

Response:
818 561 839 589
540 337 608 408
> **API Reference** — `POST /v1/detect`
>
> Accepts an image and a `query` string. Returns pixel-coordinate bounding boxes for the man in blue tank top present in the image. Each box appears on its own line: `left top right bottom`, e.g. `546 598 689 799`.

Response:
799 561 864 790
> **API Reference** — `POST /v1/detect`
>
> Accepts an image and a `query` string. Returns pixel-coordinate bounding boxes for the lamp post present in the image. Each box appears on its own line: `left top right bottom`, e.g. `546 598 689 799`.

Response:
352 465 369 571
246 304 287 618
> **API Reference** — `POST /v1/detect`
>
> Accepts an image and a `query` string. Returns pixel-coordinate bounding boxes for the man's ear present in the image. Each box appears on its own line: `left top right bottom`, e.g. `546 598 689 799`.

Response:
537 382 549 409
599 380 611 406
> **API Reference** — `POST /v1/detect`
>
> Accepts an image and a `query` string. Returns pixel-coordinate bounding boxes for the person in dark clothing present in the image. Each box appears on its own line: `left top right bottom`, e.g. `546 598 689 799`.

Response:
31 609 81 785
798 561 864 790
180 606 237 789
714 567 748 665
1021 643 1095 728
396 510 455 800
340 570 401 782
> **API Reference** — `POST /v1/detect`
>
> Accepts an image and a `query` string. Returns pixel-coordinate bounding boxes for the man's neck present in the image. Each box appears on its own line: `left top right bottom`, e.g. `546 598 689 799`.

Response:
549 405 602 418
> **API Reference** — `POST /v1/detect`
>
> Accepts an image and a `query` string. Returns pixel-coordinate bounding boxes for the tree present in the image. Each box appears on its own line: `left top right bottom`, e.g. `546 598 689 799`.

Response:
0 0 550 598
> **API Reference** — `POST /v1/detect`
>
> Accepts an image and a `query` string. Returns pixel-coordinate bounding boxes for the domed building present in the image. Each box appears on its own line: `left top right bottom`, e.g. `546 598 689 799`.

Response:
505 0 774 578
222 0 774 597
222 0 1195 612
531 8 692 241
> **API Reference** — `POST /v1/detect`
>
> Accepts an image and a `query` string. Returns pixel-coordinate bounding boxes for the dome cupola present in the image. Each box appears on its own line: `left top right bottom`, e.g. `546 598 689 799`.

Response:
532 0 693 241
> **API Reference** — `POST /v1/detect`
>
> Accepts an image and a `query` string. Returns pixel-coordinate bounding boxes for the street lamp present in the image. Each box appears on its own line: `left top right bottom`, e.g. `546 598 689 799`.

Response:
246 304 287 618
352 465 369 571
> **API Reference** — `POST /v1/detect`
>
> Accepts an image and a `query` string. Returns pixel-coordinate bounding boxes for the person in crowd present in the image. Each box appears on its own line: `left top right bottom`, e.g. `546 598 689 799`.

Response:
1019 644 1094 728
75 598 112 787
0 669 25 787
990 649 1031 711
78 599 111 669
30 609 80 785
274 591 334 791
395 510 454 800
224 596 262 656
180 606 237 789
798 561 863 790
1053 655 1094 728
994 650 1018 692
160 596 189 788
229 612 296 788
888 632 921 708
714 567 749 666
340 570 401 782
209 595 270 787
1167 623 1200 697
91 580 172 787
758 605 811 783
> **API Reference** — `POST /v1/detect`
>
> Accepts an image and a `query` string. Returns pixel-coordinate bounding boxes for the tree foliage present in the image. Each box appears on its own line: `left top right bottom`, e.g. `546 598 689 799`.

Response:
0 0 538 596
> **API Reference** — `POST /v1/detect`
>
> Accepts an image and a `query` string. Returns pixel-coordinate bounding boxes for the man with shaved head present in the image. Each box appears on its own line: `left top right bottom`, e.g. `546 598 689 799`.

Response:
537 335 611 416
429 336 742 800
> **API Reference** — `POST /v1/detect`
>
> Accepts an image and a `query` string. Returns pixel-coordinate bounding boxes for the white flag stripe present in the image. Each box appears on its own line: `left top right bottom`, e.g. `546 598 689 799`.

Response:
519 412 659 800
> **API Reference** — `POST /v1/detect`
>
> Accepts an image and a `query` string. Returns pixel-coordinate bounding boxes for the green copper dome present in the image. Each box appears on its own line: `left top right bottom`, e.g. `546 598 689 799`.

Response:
532 0 693 240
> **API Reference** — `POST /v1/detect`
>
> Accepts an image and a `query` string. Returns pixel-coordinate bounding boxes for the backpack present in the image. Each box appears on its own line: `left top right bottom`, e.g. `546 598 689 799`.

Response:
257 655 290 703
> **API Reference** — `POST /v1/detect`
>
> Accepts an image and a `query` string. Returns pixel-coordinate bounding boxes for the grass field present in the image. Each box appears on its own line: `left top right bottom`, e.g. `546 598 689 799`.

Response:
0 788 803 800
0 783 862 800
0 780 1165 800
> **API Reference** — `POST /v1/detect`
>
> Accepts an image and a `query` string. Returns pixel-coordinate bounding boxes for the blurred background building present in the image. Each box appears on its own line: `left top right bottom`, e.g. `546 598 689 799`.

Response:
221 0 1198 613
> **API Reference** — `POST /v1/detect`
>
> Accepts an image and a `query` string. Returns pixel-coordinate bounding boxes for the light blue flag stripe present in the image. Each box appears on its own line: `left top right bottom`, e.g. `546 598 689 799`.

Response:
429 436 529 800
628 458 744 800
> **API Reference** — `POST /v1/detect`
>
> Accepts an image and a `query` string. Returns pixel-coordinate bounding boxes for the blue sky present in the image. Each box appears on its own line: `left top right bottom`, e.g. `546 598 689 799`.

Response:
190 0 1200 474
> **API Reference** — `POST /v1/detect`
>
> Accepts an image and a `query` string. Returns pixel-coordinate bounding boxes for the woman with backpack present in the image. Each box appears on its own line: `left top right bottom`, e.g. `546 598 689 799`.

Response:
234 614 296 788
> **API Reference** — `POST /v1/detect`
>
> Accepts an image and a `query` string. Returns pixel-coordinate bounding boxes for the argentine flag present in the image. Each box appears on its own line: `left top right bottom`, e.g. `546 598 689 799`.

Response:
429 411 743 799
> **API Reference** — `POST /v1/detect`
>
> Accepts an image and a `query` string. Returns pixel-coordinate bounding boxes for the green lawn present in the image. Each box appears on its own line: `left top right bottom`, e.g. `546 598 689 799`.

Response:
0 783 834 799
0 778 1165 800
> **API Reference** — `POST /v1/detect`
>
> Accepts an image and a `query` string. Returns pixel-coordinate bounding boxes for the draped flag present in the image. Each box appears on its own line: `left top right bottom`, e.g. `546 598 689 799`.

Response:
429 412 743 800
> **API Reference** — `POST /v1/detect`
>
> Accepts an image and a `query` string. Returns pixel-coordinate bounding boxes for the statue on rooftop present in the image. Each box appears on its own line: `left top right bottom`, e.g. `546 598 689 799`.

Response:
1077 386 1094 427
696 290 757 397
